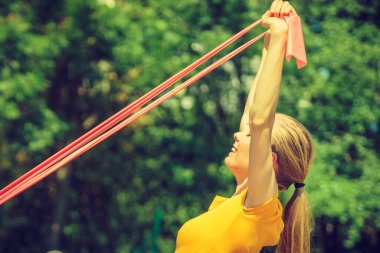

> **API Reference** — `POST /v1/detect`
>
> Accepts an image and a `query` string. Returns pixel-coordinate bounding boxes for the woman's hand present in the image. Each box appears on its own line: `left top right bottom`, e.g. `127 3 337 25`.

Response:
261 0 297 39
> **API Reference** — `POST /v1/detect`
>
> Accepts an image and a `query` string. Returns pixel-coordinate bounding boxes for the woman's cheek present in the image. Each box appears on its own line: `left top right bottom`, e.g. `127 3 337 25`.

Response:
240 146 250 169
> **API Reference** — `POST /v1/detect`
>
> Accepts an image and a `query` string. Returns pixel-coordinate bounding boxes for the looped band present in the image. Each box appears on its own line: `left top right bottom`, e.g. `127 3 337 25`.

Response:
0 13 307 205
294 182 305 189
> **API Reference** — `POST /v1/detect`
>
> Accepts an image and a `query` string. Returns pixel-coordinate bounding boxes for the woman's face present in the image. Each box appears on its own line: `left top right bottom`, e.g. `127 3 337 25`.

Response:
224 130 251 177
224 129 279 181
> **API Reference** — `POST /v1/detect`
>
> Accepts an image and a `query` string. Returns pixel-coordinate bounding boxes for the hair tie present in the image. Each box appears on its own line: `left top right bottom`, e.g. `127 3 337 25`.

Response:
294 182 305 189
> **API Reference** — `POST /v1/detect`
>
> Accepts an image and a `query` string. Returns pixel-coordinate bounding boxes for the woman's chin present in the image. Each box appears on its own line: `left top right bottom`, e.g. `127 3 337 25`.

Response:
224 156 248 177
224 156 235 171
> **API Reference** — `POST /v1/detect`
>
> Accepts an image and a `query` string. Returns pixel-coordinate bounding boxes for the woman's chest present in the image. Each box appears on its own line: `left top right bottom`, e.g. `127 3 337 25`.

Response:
176 197 261 252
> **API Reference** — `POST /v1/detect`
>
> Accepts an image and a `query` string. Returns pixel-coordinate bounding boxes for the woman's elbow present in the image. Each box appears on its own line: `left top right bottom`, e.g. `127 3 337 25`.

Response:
249 116 270 128
249 109 271 127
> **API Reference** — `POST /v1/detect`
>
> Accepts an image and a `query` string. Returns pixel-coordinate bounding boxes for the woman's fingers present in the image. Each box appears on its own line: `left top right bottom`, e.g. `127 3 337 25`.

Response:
270 0 282 18
269 0 278 14
261 10 271 19
268 0 295 18
290 6 298 15
280 2 290 17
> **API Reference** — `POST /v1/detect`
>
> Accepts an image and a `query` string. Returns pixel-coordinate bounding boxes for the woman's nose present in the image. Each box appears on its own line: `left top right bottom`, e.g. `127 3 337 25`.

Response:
233 132 240 141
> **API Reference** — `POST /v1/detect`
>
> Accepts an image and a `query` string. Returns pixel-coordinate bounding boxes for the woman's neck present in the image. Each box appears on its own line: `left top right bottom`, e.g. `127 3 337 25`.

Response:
234 177 248 196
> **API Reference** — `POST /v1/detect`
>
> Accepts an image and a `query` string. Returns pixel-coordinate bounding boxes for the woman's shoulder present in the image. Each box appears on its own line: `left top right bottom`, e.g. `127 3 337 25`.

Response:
240 188 282 217
208 194 229 211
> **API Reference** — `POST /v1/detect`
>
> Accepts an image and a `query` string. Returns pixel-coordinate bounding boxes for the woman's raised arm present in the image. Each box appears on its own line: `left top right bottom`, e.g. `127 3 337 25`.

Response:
239 34 269 132
244 0 293 208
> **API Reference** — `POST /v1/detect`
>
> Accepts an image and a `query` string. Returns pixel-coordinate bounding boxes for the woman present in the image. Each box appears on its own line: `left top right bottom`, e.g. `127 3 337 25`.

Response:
175 1 314 253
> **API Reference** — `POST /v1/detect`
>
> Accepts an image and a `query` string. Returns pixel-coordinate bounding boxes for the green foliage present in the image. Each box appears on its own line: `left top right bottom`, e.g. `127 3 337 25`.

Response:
0 0 379 252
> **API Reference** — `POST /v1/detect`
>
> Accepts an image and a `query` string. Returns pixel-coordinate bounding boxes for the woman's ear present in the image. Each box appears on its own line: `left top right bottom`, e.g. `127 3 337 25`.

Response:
272 152 278 164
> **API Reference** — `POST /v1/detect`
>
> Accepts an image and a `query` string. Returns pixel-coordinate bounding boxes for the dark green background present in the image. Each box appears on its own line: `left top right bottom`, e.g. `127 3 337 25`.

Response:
0 0 379 252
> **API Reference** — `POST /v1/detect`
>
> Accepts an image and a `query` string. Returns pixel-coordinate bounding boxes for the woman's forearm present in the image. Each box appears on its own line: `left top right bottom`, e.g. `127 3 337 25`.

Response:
239 48 268 131
249 33 287 127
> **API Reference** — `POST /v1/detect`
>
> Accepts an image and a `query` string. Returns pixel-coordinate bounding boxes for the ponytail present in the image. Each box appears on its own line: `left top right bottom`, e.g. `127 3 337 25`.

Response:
271 113 315 253
276 187 314 253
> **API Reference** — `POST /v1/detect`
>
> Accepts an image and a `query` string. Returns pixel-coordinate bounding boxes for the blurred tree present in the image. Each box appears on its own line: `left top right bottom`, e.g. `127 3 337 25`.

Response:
0 0 379 252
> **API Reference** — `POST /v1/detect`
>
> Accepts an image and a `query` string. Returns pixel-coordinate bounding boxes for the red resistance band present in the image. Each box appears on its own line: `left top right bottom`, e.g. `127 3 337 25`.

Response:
0 14 306 205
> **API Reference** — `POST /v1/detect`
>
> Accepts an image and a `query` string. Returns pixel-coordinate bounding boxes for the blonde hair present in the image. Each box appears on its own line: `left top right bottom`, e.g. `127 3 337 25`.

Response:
271 113 315 253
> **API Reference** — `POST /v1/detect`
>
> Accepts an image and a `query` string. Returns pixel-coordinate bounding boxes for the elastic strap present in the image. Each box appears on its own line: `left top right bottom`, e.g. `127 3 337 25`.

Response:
0 19 266 205
0 14 307 205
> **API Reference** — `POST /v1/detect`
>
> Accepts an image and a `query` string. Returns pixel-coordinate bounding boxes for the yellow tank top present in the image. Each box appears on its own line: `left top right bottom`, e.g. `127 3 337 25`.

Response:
175 188 284 253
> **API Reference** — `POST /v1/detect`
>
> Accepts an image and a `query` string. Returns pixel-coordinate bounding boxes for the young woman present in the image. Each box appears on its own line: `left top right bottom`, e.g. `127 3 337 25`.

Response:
175 1 314 252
